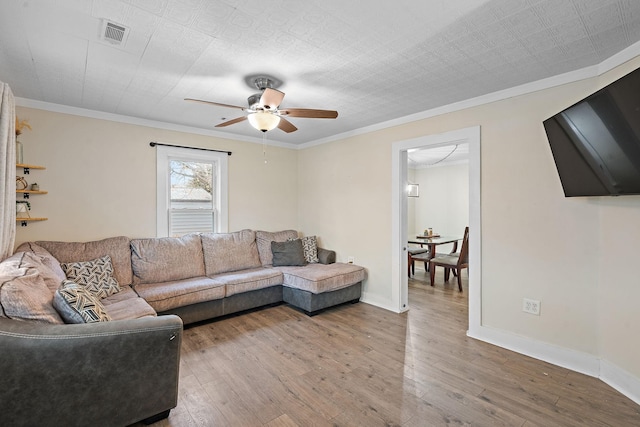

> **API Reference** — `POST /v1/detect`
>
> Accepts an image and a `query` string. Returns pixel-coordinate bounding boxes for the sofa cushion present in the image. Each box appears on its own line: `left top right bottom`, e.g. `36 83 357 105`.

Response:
0 252 64 324
256 230 299 266
134 276 225 313
60 255 121 299
36 236 133 286
210 267 283 297
272 240 307 267
101 286 157 320
276 263 366 294
15 242 66 284
201 229 261 276
53 280 111 323
131 234 205 284
11 244 65 295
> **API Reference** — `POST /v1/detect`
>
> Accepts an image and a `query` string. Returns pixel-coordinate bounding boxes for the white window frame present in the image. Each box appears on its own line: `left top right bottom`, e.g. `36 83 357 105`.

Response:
156 145 228 237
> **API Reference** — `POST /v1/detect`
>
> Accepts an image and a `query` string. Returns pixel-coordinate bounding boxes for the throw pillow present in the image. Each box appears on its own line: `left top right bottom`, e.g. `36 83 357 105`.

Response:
294 236 319 263
61 255 121 299
271 239 307 267
256 230 299 266
53 280 111 323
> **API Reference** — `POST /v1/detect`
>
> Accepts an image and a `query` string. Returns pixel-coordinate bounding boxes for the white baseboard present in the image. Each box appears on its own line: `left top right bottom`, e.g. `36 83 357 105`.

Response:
359 292 401 313
600 359 640 406
468 325 600 377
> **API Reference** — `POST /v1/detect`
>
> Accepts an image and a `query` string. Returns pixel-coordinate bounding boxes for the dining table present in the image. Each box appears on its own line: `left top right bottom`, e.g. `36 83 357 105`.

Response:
408 235 462 265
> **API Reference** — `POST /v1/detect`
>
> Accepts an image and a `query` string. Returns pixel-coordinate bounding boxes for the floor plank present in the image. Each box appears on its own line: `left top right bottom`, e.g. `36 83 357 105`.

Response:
131 267 640 426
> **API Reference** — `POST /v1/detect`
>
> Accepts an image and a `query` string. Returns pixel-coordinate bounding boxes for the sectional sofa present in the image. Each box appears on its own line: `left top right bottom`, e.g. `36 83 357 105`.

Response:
0 229 365 426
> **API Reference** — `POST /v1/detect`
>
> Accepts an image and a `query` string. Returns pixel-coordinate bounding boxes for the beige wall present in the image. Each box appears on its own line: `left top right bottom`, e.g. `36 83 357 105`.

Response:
412 163 469 252
14 107 299 245
299 57 640 380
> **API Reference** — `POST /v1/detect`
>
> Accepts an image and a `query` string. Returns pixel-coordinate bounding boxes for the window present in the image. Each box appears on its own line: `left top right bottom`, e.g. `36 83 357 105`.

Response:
156 145 228 237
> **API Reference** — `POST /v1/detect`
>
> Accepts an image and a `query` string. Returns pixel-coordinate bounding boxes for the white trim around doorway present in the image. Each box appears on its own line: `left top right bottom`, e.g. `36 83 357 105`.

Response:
391 125 481 335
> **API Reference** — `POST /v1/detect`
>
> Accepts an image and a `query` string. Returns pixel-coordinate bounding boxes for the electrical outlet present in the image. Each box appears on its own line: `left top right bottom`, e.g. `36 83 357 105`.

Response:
523 298 541 315
347 256 354 264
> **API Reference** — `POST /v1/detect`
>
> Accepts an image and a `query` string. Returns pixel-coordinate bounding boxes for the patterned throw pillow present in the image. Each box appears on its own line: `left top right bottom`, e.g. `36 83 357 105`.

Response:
289 236 319 263
53 280 111 323
61 255 121 299
301 236 319 263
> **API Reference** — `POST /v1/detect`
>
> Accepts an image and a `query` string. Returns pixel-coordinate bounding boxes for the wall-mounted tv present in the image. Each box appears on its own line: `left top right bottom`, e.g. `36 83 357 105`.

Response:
543 66 640 197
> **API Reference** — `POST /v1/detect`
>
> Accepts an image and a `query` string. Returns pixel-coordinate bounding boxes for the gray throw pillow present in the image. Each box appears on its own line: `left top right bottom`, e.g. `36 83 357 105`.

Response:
271 239 307 267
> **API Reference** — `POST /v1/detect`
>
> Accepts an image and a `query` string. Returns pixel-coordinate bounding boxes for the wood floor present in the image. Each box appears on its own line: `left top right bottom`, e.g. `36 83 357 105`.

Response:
138 267 640 426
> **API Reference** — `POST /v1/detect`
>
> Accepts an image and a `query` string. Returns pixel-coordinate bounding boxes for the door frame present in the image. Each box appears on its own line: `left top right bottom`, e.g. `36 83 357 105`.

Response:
391 125 482 335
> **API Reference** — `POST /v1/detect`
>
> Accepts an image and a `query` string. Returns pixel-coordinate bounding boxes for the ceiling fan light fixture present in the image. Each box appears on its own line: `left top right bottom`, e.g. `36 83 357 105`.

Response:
248 112 280 132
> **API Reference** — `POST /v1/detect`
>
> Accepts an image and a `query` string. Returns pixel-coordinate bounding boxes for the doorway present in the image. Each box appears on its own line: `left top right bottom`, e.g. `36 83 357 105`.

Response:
391 126 481 335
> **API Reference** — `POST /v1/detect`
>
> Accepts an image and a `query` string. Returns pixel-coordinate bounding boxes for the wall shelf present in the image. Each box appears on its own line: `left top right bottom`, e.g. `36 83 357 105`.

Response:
16 163 47 226
16 189 48 199
16 163 46 174
16 217 47 227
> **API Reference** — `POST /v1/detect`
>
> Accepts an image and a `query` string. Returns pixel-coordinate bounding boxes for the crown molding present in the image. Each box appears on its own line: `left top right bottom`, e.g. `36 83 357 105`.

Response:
14 98 299 150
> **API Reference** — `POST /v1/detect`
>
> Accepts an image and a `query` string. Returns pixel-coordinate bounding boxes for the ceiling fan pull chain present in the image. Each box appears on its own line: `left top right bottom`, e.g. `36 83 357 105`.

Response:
263 132 268 164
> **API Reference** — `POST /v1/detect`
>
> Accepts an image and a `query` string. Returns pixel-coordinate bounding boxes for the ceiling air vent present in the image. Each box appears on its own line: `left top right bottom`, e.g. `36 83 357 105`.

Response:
100 20 129 46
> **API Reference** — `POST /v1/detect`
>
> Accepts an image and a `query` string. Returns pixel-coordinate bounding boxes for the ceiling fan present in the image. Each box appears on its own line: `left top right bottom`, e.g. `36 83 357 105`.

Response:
185 75 338 133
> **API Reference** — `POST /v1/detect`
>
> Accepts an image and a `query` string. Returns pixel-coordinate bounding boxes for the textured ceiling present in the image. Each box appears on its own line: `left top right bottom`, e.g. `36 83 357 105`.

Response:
408 144 470 169
1 0 640 146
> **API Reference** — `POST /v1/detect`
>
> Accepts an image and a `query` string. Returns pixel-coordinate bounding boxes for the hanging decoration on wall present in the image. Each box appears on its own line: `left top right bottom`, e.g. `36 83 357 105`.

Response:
15 117 31 165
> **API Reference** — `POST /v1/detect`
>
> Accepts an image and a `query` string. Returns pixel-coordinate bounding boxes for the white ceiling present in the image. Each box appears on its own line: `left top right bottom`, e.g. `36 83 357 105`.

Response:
408 143 470 168
1 0 640 146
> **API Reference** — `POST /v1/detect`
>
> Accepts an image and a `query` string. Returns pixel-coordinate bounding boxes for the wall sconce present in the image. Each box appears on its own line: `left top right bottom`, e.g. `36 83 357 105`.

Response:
407 183 419 197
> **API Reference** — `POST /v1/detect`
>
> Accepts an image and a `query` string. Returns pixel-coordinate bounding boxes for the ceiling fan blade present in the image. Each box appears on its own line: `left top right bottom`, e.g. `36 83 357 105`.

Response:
260 88 285 110
215 116 248 127
279 108 338 119
185 98 246 111
277 117 298 133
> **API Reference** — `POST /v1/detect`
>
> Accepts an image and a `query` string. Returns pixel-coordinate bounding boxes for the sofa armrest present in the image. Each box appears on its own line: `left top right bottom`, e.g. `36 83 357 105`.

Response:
318 247 336 264
0 315 183 427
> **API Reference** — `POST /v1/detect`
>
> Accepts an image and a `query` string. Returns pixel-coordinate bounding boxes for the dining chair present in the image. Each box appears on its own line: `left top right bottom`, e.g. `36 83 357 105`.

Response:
408 247 429 276
429 226 469 292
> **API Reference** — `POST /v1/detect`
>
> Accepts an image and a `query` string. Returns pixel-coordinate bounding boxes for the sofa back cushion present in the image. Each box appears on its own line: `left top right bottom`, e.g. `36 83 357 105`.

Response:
201 229 261 276
131 234 205 284
0 252 64 324
15 242 66 284
256 230 299 267
36 236 133 286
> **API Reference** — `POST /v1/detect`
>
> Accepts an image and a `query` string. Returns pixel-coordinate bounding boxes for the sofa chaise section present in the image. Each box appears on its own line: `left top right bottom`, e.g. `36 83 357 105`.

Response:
256 230 365 315
277 262 366 315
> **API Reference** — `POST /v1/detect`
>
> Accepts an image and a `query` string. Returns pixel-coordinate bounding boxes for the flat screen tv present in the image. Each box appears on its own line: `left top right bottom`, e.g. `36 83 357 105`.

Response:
543 66 640 197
